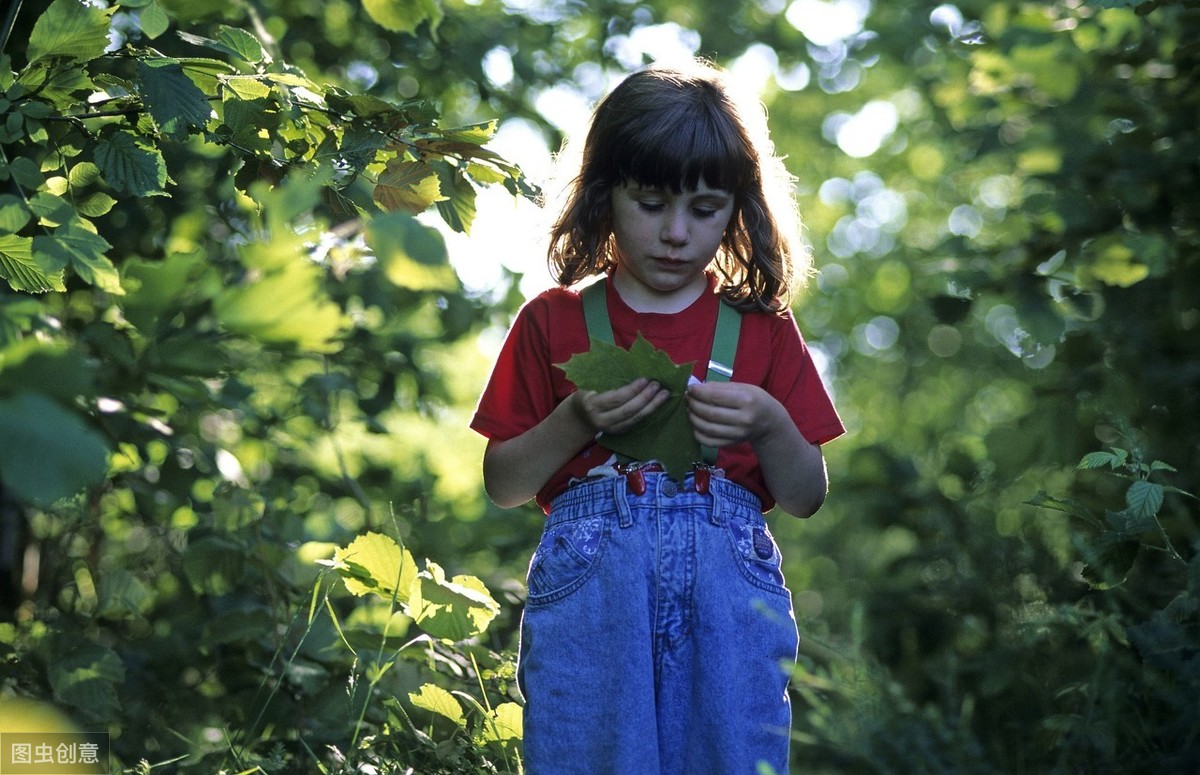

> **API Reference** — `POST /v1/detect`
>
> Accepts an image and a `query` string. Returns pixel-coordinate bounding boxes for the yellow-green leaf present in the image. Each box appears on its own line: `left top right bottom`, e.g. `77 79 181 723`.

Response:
331 533 419 601
409 562 500 641
476 702 523 745
373 160 447 214
362 0 444 36
409 684 465 725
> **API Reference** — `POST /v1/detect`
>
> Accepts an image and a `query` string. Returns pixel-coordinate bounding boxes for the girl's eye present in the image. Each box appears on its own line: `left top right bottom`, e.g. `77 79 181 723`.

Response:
637 201 665 212
693 208 719 218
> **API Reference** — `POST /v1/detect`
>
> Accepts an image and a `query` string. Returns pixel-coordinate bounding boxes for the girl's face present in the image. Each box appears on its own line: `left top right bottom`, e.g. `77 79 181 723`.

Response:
609 180 735 313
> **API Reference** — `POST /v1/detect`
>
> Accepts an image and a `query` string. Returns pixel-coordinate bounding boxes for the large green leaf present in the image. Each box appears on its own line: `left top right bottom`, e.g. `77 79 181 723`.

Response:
557 334 700 479
330 532 419 601
409 562 500 641
366 211 458 291
434 165 478 234
0 339 97 404
0 234 64 293
177 26 268 63
0 393 109 505
47 639 125 720
26 0 115 64
373 159 446 214
408 683 464 726
137 59 215 135
0 194 31 232
362 0 444 36
213 234 347 352
33 220 121 294
94 131 168 197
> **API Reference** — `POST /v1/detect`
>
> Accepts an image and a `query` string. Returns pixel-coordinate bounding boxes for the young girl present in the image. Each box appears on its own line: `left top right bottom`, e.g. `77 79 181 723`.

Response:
471 59 844 775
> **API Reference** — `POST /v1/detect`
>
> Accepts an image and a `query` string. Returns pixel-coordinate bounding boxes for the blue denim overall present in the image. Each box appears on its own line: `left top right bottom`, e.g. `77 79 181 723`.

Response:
518 469 799 775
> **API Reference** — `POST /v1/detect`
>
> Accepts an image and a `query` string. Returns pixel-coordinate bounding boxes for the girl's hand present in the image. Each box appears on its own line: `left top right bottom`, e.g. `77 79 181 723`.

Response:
685 381 782 449
572 377 671 435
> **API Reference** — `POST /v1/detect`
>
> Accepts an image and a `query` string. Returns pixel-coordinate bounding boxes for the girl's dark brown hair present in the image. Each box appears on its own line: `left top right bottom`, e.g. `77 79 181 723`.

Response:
546 59 809 313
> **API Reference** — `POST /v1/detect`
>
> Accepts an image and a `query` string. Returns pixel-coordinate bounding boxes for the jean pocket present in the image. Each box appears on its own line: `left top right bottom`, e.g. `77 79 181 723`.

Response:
726 517 789 595
526 516 606 604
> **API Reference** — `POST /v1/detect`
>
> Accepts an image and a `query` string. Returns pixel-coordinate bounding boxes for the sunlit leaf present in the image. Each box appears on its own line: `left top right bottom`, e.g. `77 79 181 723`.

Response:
34 220 122 295
373 159 446 214
434 166 477 234
137 59 215 135
332 532 419 601
213 238 347 352
363 0 444 36
475 701 523 745
367 212 458 290
409 561 500 641
26 0 114 64
0 234 64 293
139 0 170 39
223 75 272 101
409 684 465 725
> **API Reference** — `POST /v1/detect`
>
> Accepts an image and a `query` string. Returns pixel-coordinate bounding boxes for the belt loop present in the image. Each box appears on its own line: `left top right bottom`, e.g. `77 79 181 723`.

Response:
708 478 724 526
613 476 634 528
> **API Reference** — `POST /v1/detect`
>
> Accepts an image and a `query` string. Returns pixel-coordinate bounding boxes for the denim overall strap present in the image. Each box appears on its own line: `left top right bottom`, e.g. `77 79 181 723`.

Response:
579 281 741 466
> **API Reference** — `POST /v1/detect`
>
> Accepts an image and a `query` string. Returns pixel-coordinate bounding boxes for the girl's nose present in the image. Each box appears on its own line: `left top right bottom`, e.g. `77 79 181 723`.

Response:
661 209 689 245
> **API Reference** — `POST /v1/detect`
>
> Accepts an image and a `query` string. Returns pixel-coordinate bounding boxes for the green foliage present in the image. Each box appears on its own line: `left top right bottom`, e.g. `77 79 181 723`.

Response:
557 334 699 479
2 0 1198 772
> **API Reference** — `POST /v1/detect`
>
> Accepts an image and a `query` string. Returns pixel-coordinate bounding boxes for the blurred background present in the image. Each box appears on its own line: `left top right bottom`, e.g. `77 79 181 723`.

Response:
1 0 1197 772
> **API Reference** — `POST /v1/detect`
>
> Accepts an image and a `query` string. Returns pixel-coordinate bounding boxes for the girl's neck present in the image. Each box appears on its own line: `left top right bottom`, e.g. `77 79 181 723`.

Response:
610 267 710 314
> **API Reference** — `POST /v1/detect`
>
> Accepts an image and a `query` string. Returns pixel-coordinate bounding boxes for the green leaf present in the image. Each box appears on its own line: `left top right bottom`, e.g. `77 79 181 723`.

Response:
409 562 500 641
1125 480 1164 521
26 0 115 64
409 684 465 725
47 639 125 719
0 393 109 505
1078 530 1139 590
139 0 171 39
434 166 477 234
182 535 246 594
1025 491 1095 521
0 234 65 293
0 339 98 404
1078 450 1123 470
76 192 118 218
97 568 154 618
331 532 419 601
28 192 76 227
362 0 444 36
0 195 31 233
223 75 272 101
94 131 168 197
178 26 268 63
366 212 458 291
213 241 347 352
137 59 215 135
558 333 700 479
373 160 446 214
475 702 523 745
33 220 122 294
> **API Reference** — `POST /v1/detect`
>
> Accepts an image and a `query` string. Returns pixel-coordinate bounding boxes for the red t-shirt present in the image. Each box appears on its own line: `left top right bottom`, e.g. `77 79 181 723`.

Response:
471 275 845 513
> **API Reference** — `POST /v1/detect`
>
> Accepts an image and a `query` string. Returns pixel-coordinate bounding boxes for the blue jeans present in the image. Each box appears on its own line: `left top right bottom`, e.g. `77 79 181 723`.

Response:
519 471 799 775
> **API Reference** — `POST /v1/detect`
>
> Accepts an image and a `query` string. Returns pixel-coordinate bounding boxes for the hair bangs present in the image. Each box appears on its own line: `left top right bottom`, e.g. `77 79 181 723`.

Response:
608 95 754 194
